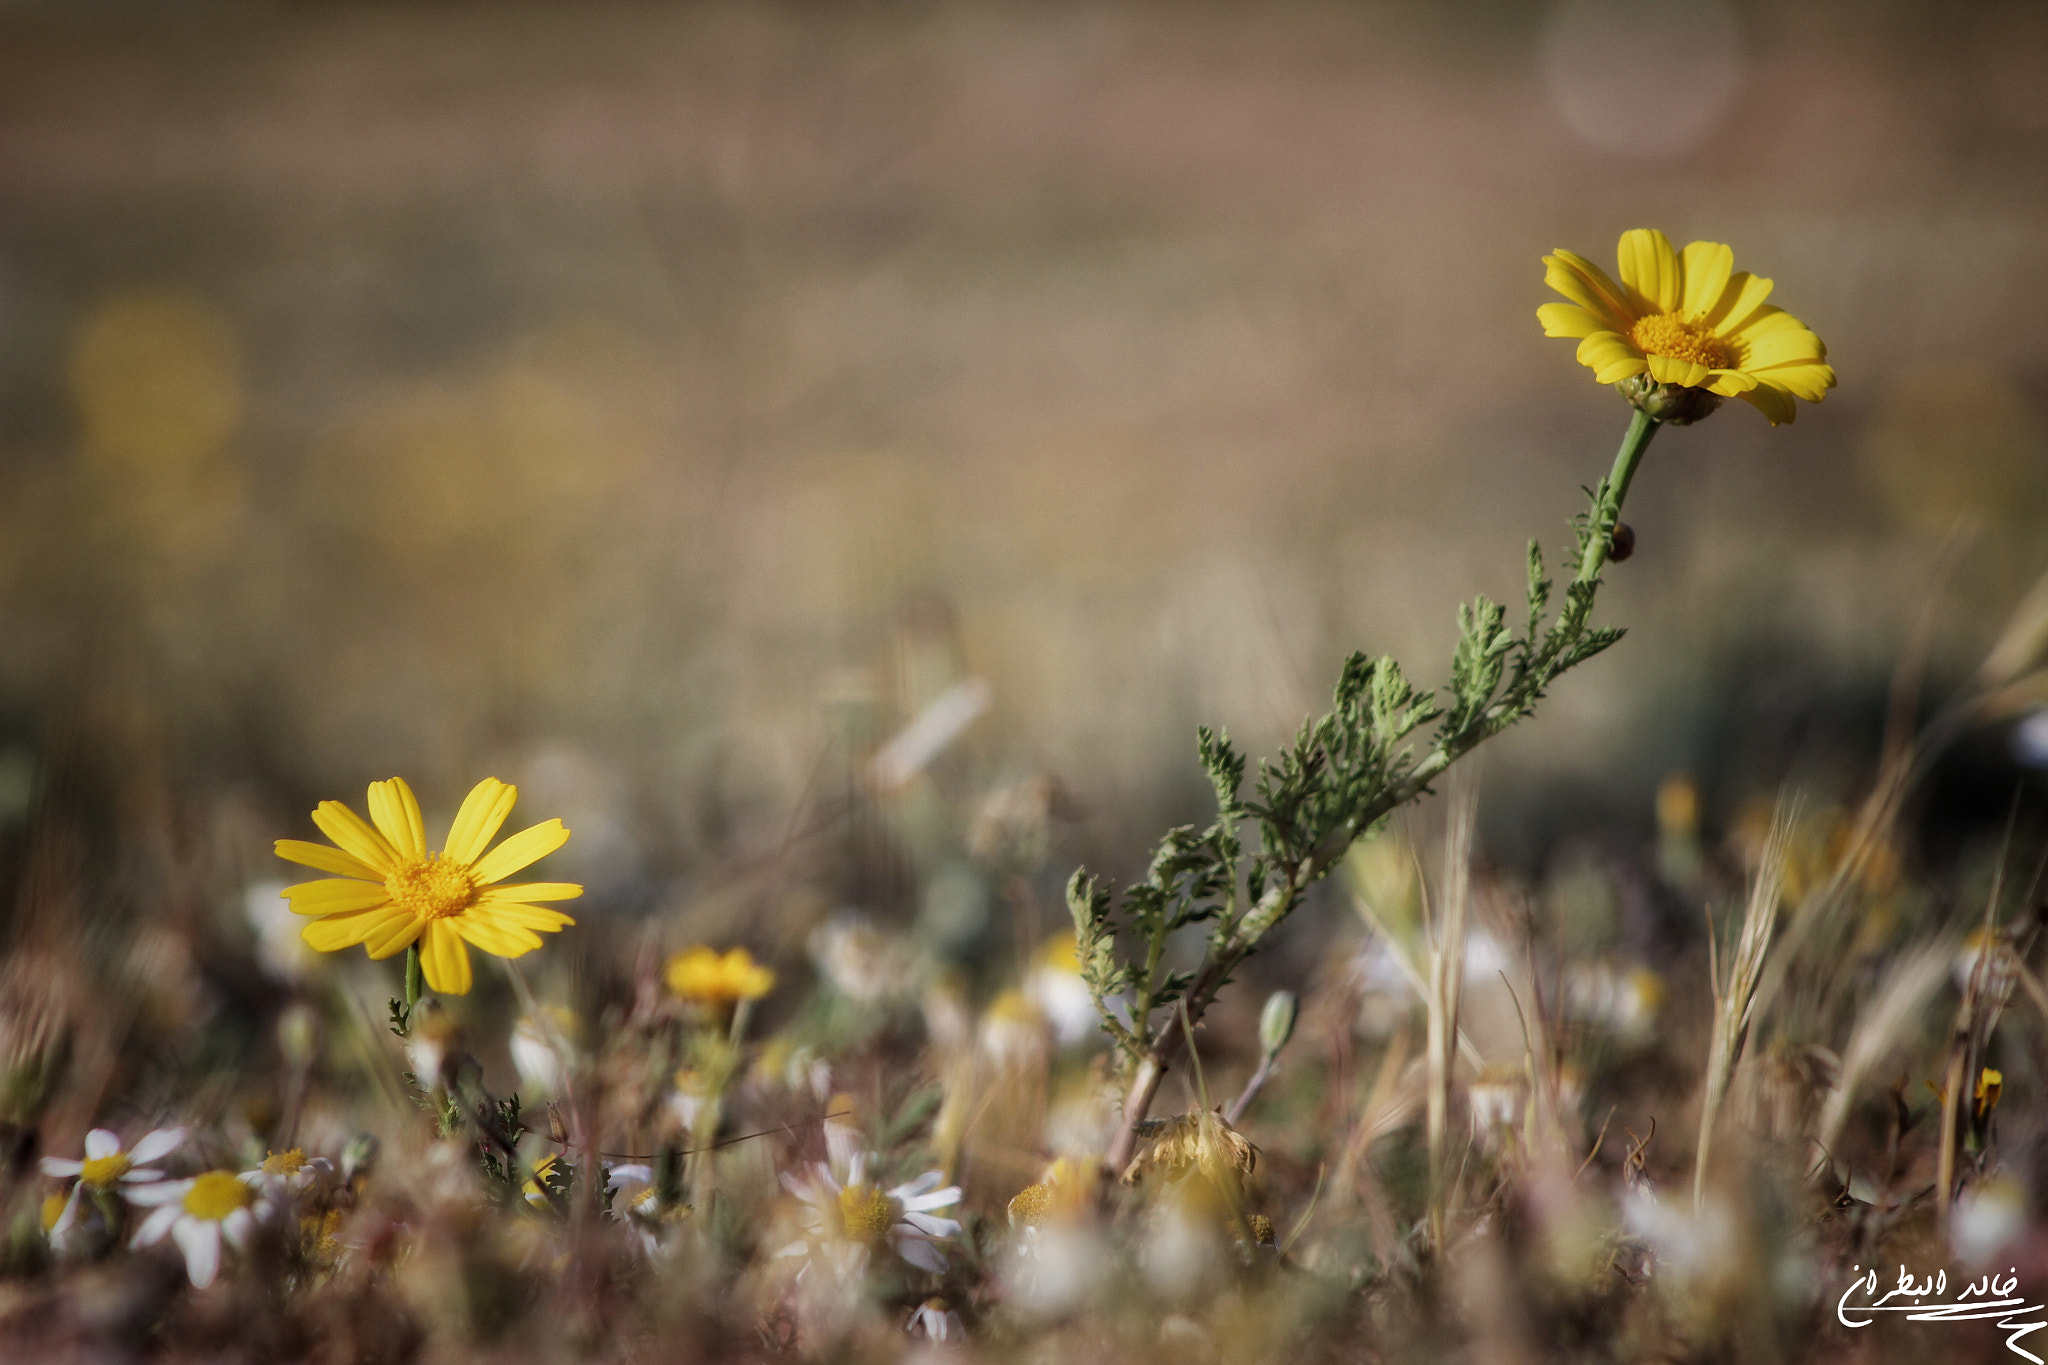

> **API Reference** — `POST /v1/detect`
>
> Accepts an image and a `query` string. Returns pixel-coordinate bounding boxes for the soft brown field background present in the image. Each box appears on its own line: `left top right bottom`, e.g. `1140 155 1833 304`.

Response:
0 0 2044 936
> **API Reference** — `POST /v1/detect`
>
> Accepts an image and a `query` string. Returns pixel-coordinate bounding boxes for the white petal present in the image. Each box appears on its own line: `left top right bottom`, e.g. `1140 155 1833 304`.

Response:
902 1211 960 1238
779 1172 811 1200
51 1184 84 1242
173 1217 222 1288
221 1208 254 1250
847 1153 867 1187
128 1128 186 1165
125 1179 193 1207
893 1232 947 1274
774 1240 810 1258
132 1203 182 1247
119 1168 164 1183
607 1163 654 1185
83 1129 122 1161
901 1186 961 1213
891 1170 944 1200
39 1158 82 1177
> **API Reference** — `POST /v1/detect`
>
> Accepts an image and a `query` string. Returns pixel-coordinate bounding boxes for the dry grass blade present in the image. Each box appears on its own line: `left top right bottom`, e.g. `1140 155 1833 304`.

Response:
1425 771 1476 1251
1695 796 1795 1211
1814 940 1950 1157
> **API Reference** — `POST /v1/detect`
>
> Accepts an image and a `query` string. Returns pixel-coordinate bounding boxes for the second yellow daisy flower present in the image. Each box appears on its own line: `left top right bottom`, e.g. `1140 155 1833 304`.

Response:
275 777 581 994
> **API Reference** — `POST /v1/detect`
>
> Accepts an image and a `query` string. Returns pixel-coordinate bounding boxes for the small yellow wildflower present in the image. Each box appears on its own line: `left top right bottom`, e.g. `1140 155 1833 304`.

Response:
1539 229 1834 425
275 777 582 995
1976 1067 2004 1122
664 946 775 1006
523 1155 563 1207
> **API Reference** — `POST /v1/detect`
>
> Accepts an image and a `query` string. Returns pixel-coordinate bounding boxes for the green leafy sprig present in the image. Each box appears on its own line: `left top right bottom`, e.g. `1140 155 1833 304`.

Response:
1080 410 1659 1169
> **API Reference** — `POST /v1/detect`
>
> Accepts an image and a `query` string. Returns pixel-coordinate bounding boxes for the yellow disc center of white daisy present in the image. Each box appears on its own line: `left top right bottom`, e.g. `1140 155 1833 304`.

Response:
183 1171 254 1221
836 1184 898 1243
79 1153 131 1187
263 1148 307 1177
1629 314 1735 372
386 856 477 919
1007 1181 1052 1226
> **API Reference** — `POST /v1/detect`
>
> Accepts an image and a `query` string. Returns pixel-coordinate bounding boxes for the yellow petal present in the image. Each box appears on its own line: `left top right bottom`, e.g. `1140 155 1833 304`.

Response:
367 779 427 862
274 839 382 881
443 778 518 866
454 913 545 958
468 819 571 886
1538 302 1608 339
1680 241 1734 318
421 920 473 995
282 878 393 916
1544 251 1635 332
1702 271 1774 332
1738 382 1797 425
482 903 577 932
311 802 400 875
1593 357 1649 384
1748 361 1835 402
1645 354 1711 389
303 906 412 953
1616 229 1681 315
1740 322 1826 369
364 912 426 960
1704 369 1759 396
1576 330 1641 371
477 882 583 904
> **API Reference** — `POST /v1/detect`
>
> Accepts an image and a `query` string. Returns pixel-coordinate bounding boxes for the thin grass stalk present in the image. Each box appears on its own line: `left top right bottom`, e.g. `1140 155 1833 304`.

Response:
1813 941 1949 1158
1936 842 2032 1237
1425 775 1476 1251
1350 882 1486 1071
1695 798 1794 1211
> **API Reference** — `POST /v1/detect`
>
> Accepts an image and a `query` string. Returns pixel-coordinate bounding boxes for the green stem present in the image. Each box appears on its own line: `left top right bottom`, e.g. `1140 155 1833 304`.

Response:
1101 408 1662 1174
1576 407 1660 585
405 943 424 1016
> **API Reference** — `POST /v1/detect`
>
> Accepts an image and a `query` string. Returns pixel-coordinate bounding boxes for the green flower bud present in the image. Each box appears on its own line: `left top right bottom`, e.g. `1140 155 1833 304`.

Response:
1614 374 1722 426
1258 990 1297 1058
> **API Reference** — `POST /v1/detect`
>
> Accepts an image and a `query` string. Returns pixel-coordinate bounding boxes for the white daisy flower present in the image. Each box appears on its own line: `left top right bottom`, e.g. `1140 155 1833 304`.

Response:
604 1162 668 1253
128 1170 272 1288
908 1296 965 1342
778 1152 961 1275
244 1147 333 1197
39 1127 184 1246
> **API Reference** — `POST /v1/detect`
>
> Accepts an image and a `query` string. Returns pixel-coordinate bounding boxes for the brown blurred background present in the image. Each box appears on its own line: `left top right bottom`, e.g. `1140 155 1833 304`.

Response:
0 0 2044 950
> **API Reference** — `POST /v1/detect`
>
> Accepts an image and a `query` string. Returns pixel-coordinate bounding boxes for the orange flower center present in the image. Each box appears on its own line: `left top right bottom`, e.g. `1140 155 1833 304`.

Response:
386 856 476 919
1629 313 1735 372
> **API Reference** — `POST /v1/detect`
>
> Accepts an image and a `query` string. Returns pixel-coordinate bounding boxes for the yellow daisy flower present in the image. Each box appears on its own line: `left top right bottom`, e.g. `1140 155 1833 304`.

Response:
1539 228 1835 425
664 945 775 1005
275 777 581 995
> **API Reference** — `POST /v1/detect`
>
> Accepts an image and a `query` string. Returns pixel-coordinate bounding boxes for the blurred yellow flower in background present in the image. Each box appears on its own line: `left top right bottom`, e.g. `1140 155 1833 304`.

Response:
275 777 581 994
665 946 775 1005
1539 229 1835 424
